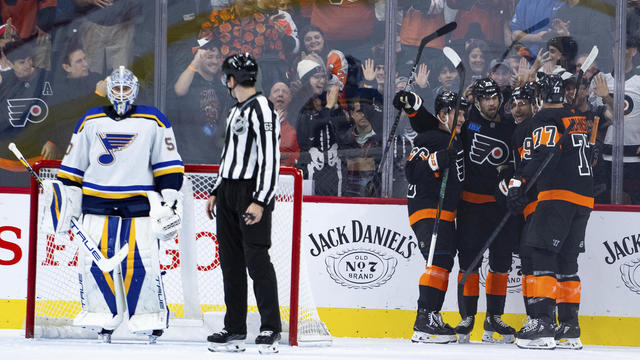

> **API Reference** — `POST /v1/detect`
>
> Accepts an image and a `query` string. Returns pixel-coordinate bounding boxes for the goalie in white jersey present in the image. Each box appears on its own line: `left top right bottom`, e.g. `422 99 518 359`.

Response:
53 66 185 343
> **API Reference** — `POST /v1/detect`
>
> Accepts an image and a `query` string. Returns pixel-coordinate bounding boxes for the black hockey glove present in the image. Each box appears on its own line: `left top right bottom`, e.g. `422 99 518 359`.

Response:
393 90 420 113
431 148 457 171
506 177 527 213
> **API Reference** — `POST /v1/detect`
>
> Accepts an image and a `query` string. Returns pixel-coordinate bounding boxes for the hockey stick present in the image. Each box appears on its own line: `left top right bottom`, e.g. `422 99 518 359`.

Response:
496 18 551 67
571 46 599 108
8 143 129 272
426 46 465 268
589 115 600 166
373 22 458 179
456 121 577 317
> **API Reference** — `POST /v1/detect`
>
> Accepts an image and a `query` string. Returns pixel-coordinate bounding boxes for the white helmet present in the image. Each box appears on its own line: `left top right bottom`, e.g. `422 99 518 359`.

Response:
107 66 139 115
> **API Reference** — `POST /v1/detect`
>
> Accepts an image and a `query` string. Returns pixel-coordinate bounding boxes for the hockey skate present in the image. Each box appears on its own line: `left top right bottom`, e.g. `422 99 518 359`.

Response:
482 314 515 344
411 309 457 344
455 316 475 343
515 317 556 349
207 330 247 352
98 329 113 344
555 323 583 350
255 330 281 354
147 329 163 344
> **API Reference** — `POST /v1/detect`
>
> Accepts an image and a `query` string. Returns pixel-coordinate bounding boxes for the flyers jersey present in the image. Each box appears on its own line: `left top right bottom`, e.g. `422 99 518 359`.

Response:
520 107 593 208
460 106 515 203
406 129 464 226
57 105 184 217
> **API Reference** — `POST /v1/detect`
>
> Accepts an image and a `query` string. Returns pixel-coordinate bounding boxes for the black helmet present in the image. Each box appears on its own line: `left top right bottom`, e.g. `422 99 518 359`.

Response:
435 90 469 114
222 52 258 86
472 78 502 102
537 73 565 103
511 82 537 102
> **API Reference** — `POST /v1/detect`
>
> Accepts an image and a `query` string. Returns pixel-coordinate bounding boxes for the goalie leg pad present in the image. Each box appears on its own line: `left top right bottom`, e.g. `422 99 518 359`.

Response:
120 217 169 334
42 179 82 234
74 215 125 331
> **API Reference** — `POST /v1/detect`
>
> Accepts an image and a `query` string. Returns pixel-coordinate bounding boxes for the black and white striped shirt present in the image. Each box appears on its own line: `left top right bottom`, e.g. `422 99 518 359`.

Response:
211 93 281 207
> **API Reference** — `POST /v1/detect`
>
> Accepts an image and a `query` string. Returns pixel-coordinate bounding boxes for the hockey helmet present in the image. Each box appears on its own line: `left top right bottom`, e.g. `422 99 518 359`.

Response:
221 52 258 86
107 66 139 116
537 73 565 104
435 90 469 115
472 78 502 103
511 82 537 102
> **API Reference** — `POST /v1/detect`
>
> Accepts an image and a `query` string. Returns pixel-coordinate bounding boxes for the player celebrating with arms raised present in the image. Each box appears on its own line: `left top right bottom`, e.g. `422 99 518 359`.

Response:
394 89 467 344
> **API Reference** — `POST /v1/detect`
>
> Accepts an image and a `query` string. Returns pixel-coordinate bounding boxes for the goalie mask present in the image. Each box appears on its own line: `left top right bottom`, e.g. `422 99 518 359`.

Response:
107 66 139 115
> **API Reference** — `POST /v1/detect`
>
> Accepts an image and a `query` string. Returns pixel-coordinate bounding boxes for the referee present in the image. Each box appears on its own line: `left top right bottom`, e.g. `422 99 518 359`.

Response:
205 53 282 353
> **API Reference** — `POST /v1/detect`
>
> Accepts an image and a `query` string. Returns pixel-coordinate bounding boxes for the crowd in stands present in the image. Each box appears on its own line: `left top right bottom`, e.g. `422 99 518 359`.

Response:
2 0 640 203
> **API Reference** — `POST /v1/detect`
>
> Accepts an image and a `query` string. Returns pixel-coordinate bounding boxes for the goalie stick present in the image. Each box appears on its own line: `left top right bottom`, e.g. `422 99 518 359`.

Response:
425 46 465 268
8 142 129 272
367 22 457 195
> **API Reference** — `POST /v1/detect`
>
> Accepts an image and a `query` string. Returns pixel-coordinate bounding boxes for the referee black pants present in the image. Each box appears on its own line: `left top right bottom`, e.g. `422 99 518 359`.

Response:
216 179 281 334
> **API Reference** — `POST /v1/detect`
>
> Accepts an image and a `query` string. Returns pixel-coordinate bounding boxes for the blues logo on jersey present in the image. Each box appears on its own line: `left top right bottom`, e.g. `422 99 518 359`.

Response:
98 133 136 165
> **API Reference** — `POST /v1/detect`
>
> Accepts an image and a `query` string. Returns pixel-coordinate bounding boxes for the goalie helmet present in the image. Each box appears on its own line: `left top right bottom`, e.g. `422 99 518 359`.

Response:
221 52 258 86
537 73 565 104
107 66 139 116
435 90 469 115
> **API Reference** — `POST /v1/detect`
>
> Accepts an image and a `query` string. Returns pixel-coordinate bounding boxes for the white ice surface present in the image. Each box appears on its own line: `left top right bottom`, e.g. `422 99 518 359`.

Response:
1 330 639 360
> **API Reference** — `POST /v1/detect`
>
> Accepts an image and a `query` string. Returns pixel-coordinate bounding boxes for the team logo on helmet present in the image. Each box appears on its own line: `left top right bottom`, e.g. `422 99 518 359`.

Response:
469 133 510 166
97 132 136 165
7 98 49 127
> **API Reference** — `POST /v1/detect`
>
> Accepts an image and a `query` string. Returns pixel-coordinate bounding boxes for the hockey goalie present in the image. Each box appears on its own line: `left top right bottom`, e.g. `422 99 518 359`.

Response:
48 66 184 343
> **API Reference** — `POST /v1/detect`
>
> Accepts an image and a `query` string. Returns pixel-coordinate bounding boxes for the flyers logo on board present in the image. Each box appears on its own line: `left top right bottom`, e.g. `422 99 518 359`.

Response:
469 133 510 166
603 234 640 295
307 220 417 289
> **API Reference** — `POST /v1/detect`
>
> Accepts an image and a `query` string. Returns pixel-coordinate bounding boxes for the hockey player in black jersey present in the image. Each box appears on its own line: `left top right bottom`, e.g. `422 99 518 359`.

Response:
507 74 593 350
455 78 517 343
393 89 467 344
503 83 539 321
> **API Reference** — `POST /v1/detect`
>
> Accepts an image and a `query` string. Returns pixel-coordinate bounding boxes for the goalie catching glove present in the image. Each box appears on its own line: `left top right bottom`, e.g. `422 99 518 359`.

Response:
148 189 183 241
506 177 527 213
42 179 82 235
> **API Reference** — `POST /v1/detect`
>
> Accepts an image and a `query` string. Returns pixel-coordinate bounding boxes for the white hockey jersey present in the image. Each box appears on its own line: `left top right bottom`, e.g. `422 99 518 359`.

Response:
57 105 184 217
599 71 640 163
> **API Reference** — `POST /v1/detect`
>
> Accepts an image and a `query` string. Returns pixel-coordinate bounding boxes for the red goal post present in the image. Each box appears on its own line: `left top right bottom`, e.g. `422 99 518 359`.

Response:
24 161 331 346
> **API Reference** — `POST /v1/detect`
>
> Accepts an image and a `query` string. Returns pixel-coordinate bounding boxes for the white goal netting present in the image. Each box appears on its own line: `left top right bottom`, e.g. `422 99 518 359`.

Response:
26 163 330 345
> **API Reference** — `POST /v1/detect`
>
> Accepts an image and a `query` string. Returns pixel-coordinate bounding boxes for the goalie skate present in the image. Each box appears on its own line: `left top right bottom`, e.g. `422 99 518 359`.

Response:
482 315 515 344
207 330 246 352
411 309 457 344
147 330 163 344
98 329 113 344
555 323 583 350
256 331 281 354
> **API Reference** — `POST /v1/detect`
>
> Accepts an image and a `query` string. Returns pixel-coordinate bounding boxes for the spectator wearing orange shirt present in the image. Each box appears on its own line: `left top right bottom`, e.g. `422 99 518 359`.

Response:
269 81 300 167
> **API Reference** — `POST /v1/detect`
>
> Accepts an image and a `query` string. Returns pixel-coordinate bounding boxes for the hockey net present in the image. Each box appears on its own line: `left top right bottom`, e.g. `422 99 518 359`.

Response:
25 161 331 345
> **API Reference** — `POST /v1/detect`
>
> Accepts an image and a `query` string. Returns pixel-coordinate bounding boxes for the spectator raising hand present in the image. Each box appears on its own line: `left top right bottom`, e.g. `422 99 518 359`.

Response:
414 63 430 89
